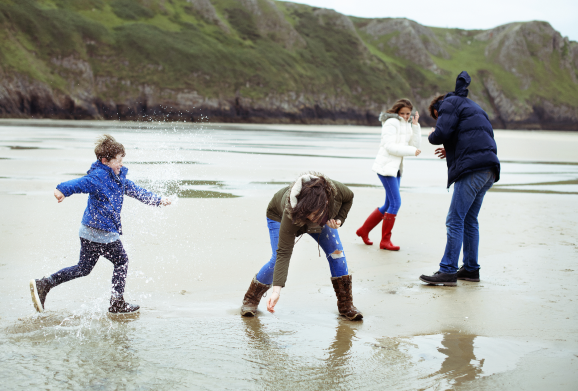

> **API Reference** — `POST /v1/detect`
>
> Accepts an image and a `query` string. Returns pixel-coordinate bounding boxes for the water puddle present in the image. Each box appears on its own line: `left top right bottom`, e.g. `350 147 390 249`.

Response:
0 311 545 390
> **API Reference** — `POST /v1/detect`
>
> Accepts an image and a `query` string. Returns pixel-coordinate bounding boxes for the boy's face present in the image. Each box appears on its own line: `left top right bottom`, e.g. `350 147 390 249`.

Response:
102 154 124 175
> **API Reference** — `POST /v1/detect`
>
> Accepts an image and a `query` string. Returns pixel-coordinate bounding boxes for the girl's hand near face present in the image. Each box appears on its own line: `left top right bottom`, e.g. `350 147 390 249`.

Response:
326 219 341 229
412 110 419 125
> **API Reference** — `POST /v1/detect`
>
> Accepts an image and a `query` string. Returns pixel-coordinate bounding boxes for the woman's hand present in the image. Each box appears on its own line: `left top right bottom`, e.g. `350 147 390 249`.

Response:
160 197 172 206
267 286 282 313
429 127 435 135
54 189 65 203
435 147 446 159
415 149 421 156
412 110 419 125
326 219 341 229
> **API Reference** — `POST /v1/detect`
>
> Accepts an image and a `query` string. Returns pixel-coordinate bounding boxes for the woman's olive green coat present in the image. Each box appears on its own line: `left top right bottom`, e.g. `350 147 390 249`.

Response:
265 179 354 287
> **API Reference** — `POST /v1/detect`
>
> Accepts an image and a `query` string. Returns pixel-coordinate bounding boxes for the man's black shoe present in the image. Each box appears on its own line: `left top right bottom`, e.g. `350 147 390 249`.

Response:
456 266 480 282
419 271 457 286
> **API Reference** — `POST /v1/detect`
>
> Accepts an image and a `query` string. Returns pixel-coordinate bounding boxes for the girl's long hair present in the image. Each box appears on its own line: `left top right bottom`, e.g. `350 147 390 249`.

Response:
387 99 413 114
290 176 332 226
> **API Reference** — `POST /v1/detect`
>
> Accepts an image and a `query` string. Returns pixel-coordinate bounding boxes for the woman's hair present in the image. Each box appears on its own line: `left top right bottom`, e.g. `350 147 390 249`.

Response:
386 99 413 114
291 176 332 226
95 134 125 161
428 95 445 119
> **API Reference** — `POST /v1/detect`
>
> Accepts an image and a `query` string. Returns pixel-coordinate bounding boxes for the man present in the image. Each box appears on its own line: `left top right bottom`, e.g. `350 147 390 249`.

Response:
420 71 501 286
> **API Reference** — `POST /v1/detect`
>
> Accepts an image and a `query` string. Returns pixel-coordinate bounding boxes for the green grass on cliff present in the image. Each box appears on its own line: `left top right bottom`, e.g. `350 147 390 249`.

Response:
0 0 576 117
0 0 413 106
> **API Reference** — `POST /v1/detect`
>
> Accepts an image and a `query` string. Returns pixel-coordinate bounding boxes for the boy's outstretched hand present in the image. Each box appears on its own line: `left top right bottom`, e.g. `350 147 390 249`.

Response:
160 197 172 206
54 189 65 203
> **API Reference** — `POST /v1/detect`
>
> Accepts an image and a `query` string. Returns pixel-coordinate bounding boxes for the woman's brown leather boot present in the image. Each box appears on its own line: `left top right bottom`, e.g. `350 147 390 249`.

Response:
331 275 363 321
241 275 271 316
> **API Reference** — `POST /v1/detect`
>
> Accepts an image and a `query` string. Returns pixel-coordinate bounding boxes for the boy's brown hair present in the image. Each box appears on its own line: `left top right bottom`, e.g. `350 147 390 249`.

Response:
429 94 445 119
386 98 413 114
95 134 125 162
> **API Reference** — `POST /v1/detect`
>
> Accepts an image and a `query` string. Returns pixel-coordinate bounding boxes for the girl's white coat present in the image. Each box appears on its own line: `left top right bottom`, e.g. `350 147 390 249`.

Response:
372 116 421 177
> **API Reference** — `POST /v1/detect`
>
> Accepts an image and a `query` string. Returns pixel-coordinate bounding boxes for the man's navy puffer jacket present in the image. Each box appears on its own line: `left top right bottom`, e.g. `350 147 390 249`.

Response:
429 71 501 188
57 161 161 234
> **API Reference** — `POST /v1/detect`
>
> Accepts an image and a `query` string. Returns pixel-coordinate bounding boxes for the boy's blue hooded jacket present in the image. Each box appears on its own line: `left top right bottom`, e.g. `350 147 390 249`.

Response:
56 161 161 234
428 71 501 188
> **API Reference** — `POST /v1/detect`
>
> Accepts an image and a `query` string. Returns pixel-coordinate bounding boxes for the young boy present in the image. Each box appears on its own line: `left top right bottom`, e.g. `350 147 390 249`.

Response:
29 134 171 314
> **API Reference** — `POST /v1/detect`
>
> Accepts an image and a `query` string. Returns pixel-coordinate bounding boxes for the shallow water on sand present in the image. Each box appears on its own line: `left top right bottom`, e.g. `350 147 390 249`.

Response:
1 120 577 198
1 120 577 389
1 309 540 390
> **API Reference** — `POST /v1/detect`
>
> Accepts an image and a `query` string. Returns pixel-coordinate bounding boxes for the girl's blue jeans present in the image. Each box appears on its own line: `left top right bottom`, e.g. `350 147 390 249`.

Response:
256 218 349 285
377 172 401 215
439 170 495 274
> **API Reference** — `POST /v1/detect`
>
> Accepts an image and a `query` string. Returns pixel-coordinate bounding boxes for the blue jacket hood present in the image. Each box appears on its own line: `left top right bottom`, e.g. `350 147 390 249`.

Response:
87 160 128 178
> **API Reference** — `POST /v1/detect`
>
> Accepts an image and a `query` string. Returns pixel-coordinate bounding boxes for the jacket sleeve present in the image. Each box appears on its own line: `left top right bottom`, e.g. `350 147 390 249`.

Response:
428 100 459 145
124 179 162 206
334 183 354 226
408 124 422 149
382 120 418 157
272 213 301 287
56 176 97 197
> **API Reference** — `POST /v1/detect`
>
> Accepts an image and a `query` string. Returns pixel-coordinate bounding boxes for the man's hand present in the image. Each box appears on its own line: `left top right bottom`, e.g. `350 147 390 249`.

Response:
160 197 172 206
435 147 446 159
326 219 341 229
54 189 65 203
412 110 420 125
267 286 282 313
415 149 422 156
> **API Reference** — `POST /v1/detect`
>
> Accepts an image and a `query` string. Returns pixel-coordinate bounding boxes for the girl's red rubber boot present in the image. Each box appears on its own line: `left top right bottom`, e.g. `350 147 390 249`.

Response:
356 208 384 245
380 213 400 251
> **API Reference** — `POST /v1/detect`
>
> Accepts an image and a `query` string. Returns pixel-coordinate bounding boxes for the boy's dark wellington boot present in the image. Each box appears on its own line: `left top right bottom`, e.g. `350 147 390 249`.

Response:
29 277 54 313
380 213 400 251
419 271 457 286
356 208 384 245
241 275 271 317
108 296 140 315
331 275 363 321
457 266 480 282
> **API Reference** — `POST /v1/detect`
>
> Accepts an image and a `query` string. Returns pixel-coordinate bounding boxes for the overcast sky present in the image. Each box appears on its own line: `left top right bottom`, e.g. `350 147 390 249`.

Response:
279 0 578 42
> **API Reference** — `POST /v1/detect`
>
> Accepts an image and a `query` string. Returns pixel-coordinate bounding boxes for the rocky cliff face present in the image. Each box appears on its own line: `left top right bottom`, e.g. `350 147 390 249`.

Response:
0 0 577 129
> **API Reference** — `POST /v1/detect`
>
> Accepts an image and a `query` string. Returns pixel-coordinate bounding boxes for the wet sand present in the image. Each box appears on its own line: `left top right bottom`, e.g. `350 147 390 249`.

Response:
1 120 577 389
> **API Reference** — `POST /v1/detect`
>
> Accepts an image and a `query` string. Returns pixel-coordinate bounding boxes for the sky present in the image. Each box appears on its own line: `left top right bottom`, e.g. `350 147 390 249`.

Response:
279 0 578 42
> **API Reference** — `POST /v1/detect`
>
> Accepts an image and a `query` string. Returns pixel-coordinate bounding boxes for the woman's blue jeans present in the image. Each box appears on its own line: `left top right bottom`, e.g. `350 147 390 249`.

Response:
256 218 349 285
439 170 495 274
377 173 401 215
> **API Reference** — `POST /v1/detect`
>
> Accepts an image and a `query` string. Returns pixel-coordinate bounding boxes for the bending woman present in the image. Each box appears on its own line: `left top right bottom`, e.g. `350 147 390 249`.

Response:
240 173 362 321
356 99 421 250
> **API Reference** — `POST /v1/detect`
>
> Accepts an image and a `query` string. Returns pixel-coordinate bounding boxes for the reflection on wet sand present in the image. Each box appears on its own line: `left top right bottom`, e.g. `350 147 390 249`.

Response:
422 332 482 389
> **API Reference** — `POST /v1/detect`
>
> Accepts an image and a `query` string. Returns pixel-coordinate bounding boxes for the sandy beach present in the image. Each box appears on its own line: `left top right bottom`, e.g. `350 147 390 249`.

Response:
1 120 577 389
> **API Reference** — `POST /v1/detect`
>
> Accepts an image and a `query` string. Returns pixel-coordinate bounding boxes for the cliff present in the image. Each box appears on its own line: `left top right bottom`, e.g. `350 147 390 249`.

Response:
0 0 577 129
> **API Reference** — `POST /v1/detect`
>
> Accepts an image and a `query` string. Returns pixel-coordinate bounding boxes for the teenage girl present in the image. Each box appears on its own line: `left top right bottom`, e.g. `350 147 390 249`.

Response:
356 99 421 250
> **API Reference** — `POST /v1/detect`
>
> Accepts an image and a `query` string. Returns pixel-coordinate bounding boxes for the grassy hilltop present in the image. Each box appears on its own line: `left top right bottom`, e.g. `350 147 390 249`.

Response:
0 0 577 128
